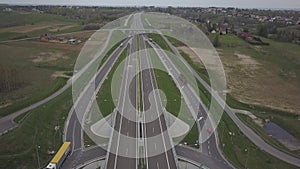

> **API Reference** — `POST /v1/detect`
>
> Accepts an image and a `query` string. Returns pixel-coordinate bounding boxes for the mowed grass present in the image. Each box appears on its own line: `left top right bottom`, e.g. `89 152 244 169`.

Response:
0 89 72 169
237 113 300 157
96 46 128 117
218 113 299 169
148 33 173 53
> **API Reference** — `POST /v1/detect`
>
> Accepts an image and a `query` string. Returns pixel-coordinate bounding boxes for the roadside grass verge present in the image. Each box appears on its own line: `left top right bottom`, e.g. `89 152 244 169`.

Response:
96 46 128 118
147 33 173 53
237 113 300 157
0 89 72 169
218 112 299 169
226 93 300 141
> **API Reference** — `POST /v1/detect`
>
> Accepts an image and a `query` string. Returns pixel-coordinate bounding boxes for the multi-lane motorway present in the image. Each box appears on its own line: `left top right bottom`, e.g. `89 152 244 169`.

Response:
140 35 178 169
105 35 139 169
60 13 233 169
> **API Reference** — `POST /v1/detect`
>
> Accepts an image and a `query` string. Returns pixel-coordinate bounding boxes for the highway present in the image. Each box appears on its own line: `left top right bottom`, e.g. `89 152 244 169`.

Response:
140 34 178 169
2 12 299 169
62 35 131 168
105 35 139 169
61 13 233 169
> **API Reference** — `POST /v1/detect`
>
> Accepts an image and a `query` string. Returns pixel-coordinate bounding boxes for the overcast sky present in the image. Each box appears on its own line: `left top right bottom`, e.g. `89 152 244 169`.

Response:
1 0 300 9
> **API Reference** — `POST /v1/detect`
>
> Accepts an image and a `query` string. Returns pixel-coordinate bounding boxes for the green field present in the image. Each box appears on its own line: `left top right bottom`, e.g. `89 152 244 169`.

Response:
0 41 79 117
0 10 100 118
209 34 300 80
0 89 72 169
0 11 81 41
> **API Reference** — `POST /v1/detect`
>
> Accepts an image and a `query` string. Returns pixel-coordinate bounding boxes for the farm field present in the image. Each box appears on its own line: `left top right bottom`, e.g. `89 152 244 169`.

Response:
0 30 94 117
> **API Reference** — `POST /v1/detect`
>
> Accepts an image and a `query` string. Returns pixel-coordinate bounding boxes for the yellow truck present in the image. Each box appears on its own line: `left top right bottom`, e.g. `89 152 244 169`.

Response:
46 142 71 169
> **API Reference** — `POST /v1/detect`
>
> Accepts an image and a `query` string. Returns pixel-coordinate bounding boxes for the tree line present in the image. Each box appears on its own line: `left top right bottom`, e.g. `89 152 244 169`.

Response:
0 64 24 93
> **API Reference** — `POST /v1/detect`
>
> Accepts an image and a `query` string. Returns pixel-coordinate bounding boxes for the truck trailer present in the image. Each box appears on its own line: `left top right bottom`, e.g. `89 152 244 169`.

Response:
46 142 71 169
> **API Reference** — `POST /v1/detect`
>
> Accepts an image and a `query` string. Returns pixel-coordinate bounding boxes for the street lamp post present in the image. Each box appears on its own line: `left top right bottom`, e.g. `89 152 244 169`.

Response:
244 148 250 169
36 145 41 169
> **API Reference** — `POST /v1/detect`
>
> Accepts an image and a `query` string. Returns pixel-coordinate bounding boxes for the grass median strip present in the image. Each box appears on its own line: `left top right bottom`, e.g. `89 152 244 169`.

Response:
96 46 128 117
147 41 199 147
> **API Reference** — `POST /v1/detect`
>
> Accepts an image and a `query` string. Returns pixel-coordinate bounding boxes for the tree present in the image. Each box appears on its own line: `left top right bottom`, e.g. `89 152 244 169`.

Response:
213 34 220 47
257 25 268 37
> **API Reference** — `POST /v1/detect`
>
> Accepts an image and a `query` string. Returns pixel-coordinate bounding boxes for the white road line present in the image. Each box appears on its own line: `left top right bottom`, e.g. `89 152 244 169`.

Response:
143 37 171 169
113 40 132 169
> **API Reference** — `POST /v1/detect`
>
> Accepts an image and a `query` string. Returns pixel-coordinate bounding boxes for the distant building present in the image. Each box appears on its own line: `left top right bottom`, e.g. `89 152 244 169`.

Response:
40 34 52 41
3 8 12 12
241 32 252 38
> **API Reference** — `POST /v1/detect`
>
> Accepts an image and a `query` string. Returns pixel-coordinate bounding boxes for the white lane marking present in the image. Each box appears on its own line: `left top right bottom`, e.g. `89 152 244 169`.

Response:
143 38 171 169
156 162 160 169
155 143 157 150
153 127 155 133
113 39 133 169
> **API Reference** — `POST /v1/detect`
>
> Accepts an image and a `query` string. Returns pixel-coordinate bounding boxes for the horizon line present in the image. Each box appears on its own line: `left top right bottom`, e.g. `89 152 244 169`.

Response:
1 3 300 11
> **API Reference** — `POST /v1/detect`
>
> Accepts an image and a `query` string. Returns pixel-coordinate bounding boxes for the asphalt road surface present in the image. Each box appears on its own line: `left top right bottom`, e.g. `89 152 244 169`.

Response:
105 35 139 169
140 35 178 169
62 36 130 169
